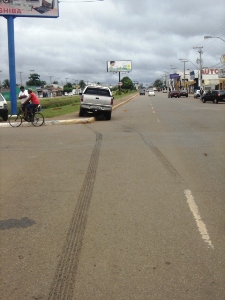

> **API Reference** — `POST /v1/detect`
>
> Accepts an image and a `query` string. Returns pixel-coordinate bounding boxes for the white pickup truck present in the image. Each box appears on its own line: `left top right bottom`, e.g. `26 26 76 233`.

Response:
79 86 114 120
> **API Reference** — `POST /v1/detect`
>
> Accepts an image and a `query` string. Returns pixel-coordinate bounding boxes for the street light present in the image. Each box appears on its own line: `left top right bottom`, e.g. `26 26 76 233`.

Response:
204 36 225 42
18 71 23 86
193 46 203 89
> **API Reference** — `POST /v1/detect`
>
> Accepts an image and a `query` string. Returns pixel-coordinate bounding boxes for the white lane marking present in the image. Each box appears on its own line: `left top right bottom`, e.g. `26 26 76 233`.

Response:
184 190 214 249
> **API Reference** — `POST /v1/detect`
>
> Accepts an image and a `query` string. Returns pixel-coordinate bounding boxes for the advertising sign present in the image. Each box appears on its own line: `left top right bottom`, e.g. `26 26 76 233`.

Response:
220 54 225 65
107 60 132 72
0 0 59 18
169 73 180 79
218 68 225 78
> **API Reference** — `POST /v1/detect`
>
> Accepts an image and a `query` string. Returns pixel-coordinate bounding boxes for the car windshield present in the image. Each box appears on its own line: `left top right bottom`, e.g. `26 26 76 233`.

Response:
0 94 5 101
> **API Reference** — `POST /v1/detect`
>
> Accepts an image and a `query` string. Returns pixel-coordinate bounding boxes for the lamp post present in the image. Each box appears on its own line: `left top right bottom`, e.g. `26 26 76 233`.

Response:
18 71 23 86
179 59 188 88
49 76 53 85
193 46 203 89
204 36 225 42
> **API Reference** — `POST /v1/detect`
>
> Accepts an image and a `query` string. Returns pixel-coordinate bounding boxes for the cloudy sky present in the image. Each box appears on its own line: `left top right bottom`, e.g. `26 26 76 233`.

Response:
0 0 224 86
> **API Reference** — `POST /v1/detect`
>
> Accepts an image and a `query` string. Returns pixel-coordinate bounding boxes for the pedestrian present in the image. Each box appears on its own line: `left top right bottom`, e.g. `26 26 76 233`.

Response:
18 86 29 112
200 88 204 100
21 89 41 121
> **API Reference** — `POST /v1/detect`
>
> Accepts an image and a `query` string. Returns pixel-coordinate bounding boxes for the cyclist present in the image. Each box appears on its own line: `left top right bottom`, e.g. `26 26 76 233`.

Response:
21 89 41 121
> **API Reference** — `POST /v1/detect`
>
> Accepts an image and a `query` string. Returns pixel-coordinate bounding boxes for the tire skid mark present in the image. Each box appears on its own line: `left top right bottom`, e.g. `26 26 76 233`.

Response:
48 131 102 300
140 133 184 183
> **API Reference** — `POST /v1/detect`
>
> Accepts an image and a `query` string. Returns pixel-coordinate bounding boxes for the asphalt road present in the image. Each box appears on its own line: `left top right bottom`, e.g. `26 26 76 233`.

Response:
0 92 225 300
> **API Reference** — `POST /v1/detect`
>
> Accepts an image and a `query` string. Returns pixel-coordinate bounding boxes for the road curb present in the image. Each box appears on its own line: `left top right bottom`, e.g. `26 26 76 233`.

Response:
0 94 137 128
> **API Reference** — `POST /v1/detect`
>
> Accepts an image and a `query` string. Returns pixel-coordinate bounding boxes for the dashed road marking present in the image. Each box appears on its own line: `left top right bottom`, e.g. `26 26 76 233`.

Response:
184 189 214 249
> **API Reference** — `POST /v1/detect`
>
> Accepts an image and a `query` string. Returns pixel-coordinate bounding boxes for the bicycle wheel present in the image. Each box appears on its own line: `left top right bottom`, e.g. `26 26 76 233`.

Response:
32 112 44 127
8 114 22 127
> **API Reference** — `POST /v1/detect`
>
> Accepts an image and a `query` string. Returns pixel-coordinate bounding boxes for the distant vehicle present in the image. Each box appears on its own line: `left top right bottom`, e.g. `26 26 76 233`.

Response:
0 93 8 121
79 85 113 120
140 89 145 95
180 89 188 97
194 90 200 98
153 87 157 91
162 89 167 93
148 90 155 96
168 90 180 98
202 90 225 103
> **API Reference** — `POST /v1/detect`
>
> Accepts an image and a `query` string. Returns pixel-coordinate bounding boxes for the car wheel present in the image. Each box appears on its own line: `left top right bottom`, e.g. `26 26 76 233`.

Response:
2 113 8 121
202 98 206 103
105 111 111 120
79 107 85 117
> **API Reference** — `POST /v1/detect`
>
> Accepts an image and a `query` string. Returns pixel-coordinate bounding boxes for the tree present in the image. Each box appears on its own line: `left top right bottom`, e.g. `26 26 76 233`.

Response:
26 73 46 87
2 79 10 88
63 82 73 93
52 80 59 84
153 79 163 88
121 76 135 90
79 80 86 90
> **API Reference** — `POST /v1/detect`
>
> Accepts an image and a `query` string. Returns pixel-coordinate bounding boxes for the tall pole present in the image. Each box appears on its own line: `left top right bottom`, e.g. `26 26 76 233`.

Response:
179 59 188 88
18 71 23 86
193 46 203 89
6 15 17 114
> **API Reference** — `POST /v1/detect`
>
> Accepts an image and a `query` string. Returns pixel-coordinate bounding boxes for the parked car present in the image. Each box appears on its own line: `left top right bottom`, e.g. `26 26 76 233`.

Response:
79 85 113 120
0 93 8 121
140 89 145 95
202 90 225 103
194 89 200 98
168 90 180 98
180 89 188 97
148 90 155 96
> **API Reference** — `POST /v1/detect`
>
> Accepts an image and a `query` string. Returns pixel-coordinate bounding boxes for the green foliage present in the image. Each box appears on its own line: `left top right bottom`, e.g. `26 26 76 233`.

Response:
2 79 10 88
79 80 86 90
121 76 135 90
26 73 46 87
153 79 163 88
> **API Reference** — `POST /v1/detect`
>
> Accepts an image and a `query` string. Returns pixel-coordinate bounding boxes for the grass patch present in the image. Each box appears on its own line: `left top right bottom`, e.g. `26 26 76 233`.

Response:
8 91 137 118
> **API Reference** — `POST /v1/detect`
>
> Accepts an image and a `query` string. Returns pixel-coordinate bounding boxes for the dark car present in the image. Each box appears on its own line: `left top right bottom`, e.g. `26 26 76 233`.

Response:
202 90 225 103
140 89 145 95
180 89 188 97
168 90 180 98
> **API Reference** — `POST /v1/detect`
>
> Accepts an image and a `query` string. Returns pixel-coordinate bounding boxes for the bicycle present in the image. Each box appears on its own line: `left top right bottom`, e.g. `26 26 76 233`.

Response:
9 105 44 127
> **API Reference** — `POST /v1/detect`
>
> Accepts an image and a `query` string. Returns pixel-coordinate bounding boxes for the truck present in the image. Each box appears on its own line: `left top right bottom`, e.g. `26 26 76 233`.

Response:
79 86 114 120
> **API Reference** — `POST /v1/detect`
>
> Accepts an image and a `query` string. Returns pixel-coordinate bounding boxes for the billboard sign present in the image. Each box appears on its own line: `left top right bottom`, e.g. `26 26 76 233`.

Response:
0 0 59 18
218 68 225 78
169 73 180 79
107 60 132 72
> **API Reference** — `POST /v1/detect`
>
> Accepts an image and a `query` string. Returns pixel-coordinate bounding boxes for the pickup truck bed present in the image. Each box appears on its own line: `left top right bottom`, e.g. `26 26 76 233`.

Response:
79 86 114 120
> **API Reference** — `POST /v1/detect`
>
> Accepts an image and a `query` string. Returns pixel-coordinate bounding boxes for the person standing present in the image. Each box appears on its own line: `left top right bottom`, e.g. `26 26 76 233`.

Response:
22 89 41 121
18 86 29 112
200 88 204 100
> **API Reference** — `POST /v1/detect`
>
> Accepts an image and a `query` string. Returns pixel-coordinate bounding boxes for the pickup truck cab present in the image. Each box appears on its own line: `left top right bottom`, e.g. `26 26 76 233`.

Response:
79 86 114 120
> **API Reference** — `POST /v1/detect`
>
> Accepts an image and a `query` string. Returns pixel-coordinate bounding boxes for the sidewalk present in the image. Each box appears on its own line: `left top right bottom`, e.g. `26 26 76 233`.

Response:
0 93 138 127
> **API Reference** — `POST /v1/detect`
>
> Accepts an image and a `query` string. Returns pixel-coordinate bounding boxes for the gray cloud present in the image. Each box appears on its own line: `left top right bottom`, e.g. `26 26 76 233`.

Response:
0 0 224 86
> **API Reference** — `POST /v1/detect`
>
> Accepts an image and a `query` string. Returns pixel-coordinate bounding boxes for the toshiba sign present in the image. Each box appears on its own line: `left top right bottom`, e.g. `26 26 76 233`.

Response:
202 68 218 75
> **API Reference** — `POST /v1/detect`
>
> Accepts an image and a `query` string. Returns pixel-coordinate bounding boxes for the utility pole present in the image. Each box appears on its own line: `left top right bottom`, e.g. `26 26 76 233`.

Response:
179 59 188 88
193 46 203 89
18 71 23 86
49 76 53 85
